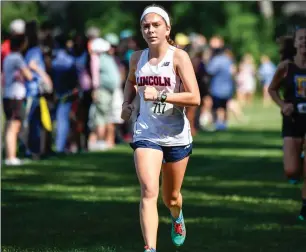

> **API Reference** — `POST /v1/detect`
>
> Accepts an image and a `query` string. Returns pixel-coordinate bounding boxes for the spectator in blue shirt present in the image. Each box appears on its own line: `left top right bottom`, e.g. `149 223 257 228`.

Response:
52 33 78 153
206 47 235 130
24 21 52 159
2 34 33 165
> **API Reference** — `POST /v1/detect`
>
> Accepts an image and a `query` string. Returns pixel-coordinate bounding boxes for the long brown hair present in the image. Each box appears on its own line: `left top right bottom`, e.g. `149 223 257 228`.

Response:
277 35 296 61
293 26 306 57
142 4 177 47
166 35 176 47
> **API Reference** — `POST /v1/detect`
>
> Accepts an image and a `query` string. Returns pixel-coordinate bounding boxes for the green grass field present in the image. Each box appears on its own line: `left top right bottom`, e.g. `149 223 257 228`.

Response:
2 101 305 252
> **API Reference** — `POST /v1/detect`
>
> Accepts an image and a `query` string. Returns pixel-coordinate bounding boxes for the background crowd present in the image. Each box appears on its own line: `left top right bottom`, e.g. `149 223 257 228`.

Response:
4 1 305 166
1 17 280 165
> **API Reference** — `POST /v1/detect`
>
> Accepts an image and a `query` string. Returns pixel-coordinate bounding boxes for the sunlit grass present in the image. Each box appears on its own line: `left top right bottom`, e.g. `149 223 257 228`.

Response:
2 247 117 252
2 101 305 252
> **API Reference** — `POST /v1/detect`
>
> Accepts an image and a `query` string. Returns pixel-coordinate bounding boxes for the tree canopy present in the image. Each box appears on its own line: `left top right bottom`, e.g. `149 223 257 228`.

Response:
1 1 304 63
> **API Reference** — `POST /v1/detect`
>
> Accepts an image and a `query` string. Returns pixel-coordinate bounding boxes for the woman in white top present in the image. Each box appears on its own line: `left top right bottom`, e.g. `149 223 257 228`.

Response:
121 5 200 252
236 53 257 106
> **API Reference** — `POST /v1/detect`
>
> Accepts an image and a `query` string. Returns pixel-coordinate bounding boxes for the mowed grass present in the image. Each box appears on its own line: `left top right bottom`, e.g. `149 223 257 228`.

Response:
2 101 305 252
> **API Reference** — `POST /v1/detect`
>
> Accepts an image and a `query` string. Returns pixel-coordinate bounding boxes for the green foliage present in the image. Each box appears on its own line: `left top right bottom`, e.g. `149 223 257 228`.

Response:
84 5 136 36
220 2 278 63
171 2 193 26
1 1 42 33
65 2 136 35
258 18 279 62
223 3 260 61
171 2 225 36
2 101 306 252
0 1 283 63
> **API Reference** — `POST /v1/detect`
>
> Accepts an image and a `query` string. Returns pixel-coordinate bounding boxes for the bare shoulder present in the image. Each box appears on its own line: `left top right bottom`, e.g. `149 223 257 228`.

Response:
173 48 191 70
174 48 190 62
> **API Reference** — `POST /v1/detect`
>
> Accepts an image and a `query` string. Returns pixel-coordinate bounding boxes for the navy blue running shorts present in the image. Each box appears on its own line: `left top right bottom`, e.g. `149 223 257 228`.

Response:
130 140 192 163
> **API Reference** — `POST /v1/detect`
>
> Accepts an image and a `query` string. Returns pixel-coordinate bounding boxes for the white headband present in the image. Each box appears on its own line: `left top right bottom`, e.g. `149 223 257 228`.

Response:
140 7 170 26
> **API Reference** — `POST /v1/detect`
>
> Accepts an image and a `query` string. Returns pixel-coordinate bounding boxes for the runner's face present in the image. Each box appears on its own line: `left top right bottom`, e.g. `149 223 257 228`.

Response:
295 28 306 57
141 13 170 46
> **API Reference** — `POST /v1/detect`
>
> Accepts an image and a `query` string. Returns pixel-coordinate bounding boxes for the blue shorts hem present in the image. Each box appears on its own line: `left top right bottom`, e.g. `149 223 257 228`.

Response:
130 140 193 163
164 149 192 163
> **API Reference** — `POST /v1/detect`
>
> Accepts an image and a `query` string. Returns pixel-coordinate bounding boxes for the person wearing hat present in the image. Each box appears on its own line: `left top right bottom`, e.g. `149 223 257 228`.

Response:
119 29 133 40
105 33 126 145
86 26 101 54
2 34 33 165
106 33 135 143
1 19 26 67
86 26 101 40
174 33 190 49
118 30 138 67
88 37 121 150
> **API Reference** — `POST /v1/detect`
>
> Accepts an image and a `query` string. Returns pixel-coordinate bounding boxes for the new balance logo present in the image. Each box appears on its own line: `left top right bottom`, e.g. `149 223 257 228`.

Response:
162 62 170 67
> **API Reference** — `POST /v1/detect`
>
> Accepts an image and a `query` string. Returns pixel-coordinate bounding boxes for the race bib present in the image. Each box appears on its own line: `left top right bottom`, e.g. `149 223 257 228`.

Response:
295 75 306 98
297 103 306 114
150 102 174 116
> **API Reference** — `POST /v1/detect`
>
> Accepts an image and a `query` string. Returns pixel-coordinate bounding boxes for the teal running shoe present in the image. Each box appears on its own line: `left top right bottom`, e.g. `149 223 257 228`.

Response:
171 210 186 247
298 205 306 221
144 246 156 252
289 179 299 185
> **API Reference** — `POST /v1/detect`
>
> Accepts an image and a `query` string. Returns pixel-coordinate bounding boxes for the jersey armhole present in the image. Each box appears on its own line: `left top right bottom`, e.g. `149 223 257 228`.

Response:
172 48 185 93
172 47 180 77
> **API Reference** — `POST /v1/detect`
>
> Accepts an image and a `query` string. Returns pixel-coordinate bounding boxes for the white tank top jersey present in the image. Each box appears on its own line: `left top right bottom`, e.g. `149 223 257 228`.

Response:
133 45 192 146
